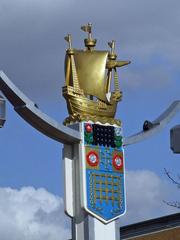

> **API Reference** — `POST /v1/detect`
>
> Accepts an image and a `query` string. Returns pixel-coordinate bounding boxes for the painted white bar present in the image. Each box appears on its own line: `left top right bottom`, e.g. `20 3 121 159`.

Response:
63 144 74 217
93 218 119 240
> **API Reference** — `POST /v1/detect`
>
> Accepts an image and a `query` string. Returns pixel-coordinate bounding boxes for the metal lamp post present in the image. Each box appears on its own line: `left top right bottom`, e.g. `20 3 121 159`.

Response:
0 24 180 240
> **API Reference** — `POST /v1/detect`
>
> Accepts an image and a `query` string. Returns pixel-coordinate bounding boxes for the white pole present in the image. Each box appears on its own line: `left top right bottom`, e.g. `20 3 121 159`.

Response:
63 140 121 240
63 143 90 240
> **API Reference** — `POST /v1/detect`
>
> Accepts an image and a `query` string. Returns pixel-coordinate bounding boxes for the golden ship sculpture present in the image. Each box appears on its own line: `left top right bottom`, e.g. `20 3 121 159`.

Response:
63 23 130 126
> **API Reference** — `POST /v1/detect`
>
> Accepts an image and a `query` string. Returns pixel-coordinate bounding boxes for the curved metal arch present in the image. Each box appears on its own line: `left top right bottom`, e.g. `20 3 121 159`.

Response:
1 71 180 146
123 100 180 146
0 71 81 144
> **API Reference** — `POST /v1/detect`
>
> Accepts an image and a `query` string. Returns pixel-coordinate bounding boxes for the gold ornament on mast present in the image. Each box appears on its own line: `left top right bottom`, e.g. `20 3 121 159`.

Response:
62 24 131 126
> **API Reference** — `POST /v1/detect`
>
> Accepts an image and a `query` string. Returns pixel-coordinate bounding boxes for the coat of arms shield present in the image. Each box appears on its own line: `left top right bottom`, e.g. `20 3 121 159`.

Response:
80 122 126 223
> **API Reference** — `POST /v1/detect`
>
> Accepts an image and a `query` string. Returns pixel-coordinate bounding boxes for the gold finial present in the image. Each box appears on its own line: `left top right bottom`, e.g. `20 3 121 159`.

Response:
81 23 97 50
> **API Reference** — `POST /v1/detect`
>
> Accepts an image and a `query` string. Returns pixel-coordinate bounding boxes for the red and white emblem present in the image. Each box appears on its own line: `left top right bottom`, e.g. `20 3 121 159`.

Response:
86 151 99 167
113 154 123 170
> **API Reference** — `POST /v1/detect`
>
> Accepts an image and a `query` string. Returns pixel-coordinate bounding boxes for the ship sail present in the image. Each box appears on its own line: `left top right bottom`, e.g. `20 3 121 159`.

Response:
73 50 109 102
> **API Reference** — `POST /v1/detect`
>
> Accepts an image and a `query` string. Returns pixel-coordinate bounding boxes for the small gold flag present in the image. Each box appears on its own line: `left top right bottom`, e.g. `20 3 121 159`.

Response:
81 24 91 33
108 40 115 49
108 42 113 48
64 34 70 42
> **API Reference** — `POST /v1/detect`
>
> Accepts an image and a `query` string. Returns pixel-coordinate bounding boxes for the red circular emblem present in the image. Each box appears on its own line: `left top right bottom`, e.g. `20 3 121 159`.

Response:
86 151 99 167
113 154 123 170
85 123 93 133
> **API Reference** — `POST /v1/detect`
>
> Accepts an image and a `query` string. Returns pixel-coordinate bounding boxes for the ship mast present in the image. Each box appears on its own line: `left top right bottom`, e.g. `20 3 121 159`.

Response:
81 23 97 51
106 40 120 94
81 23 97 100
64 34 80 91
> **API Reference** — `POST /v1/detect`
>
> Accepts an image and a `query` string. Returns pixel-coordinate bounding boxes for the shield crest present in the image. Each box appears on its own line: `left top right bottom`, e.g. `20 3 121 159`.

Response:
80 122 126 223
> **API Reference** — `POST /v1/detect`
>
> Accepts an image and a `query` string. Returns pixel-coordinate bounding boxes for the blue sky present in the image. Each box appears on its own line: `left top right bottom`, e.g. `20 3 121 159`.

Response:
0 0 180 239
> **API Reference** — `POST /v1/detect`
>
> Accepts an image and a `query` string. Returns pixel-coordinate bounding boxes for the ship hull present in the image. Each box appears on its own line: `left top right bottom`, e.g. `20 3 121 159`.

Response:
63 86 120 125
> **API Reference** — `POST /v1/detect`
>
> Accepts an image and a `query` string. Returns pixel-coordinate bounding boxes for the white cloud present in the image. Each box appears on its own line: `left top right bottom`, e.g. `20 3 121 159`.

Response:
0 187 70 240
120 170 179 226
